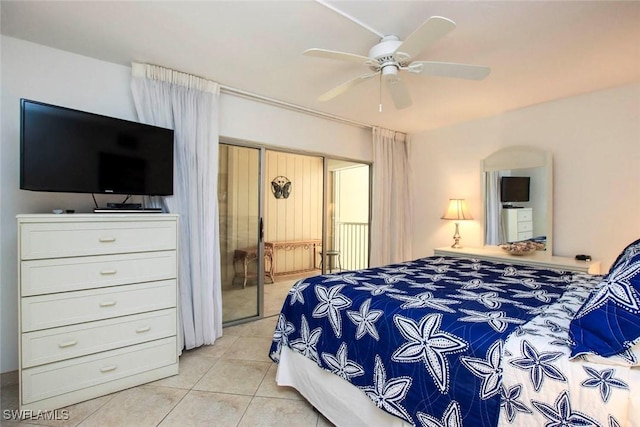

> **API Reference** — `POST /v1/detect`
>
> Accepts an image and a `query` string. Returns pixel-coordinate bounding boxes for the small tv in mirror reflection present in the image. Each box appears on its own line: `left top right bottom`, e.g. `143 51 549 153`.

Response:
500 176 530 204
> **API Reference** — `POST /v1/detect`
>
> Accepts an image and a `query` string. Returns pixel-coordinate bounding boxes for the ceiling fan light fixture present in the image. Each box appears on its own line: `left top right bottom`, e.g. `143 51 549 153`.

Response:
381 64 399 82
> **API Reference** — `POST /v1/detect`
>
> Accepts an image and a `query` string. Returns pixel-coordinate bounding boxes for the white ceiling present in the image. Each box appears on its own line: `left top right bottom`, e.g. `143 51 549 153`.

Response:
2 1 639 133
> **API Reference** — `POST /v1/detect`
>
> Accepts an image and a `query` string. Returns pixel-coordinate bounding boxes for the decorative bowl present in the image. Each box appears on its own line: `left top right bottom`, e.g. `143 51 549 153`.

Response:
500 242 540 256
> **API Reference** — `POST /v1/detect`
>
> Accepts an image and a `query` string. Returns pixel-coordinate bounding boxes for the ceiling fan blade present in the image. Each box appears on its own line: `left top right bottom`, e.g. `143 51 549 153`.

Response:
393 16 456 62
386 77 412 109
304 48 371 65
318 72 378 102
409 61 491 80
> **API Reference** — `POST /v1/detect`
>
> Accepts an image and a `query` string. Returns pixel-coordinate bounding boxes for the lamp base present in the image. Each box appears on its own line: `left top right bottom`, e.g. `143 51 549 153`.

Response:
450 222 462 249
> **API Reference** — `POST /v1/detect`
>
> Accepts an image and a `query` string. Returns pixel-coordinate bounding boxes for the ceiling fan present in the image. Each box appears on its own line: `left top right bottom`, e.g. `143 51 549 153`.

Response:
305 2 491 110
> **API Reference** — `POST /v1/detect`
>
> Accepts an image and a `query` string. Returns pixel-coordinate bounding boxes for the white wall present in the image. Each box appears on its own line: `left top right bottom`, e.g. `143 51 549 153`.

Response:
411 83 640 273
220 95 371 161
0 36 372 373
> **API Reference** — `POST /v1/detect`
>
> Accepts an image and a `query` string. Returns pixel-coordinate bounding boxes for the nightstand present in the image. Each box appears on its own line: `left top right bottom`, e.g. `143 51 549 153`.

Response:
434 246 600 274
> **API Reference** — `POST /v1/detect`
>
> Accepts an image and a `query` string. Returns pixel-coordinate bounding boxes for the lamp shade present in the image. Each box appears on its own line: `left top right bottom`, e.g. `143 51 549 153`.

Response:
441 199 473 220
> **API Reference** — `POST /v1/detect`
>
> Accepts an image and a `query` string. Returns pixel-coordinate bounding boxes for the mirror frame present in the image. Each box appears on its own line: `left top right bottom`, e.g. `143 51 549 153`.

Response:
481 146 554 253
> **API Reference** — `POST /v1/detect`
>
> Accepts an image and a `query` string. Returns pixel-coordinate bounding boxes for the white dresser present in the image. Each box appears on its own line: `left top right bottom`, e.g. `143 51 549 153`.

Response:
434 246 601 274
17 214 179 411
502 208 533 242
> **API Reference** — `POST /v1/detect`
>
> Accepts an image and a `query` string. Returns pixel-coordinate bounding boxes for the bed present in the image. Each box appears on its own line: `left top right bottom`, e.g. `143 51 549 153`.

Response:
269 239 640 427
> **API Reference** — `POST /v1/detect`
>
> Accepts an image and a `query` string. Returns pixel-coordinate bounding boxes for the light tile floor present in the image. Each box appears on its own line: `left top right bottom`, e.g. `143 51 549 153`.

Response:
222 273 315 322
0 316 335 427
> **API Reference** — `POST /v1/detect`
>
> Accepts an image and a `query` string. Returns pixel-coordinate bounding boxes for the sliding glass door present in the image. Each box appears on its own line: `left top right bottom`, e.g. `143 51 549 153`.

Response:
324 159 371 273
262 150 324 316
218 142 371 326
218 143 263 324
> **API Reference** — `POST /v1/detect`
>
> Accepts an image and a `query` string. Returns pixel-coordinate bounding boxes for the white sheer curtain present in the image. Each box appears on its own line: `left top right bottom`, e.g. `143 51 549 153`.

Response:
130 62 222 350
485 170 505 245
370 127 412 267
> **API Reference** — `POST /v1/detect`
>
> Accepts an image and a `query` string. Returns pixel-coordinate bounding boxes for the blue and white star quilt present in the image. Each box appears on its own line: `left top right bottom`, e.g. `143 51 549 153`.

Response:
269 256 609 426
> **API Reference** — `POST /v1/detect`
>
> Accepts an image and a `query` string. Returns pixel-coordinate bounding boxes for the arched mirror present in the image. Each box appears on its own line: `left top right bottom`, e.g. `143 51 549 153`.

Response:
482 146 553 252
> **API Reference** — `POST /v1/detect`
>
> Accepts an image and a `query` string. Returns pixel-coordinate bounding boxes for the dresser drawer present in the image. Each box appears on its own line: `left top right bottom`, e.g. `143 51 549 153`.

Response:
21 337 177 405
22 309 177 368
21 251 176 296
517 231 534 240
21 280 176 332
517 209 532 222
20 220 177 260
518 221 533 232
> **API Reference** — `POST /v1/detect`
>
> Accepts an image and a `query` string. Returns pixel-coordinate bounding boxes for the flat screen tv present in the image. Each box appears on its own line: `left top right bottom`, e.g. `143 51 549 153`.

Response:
500 176 530 203
20 99 174 196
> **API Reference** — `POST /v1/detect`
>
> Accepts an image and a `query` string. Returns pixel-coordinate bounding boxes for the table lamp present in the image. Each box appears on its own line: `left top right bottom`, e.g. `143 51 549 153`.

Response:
441 199 473 249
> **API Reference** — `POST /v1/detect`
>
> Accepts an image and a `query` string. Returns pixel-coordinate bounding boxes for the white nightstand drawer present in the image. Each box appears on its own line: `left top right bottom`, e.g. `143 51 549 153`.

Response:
22 309 177 368
518 221 533 232
21 337 177 405
21 251 176 296
20 220 176 260
517 209 532 221
22 280 176 332
517 231 534 240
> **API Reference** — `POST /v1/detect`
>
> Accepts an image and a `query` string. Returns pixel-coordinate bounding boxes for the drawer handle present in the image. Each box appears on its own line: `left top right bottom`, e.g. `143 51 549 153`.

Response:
98 237 116 243
136 326 151 333
58 340 78 348
99 301 117 307
100 269 118 275
100 365 117 373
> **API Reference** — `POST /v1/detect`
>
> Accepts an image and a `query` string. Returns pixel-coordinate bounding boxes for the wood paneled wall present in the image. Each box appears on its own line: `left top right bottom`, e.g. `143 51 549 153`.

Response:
265 151 323 275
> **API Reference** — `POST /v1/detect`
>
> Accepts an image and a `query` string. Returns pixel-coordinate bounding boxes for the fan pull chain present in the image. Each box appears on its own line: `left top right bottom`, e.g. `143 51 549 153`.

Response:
379 73 383 113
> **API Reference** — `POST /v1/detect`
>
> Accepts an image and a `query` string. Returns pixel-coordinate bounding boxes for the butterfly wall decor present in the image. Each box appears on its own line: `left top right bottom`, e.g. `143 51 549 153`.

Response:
271 176 291 199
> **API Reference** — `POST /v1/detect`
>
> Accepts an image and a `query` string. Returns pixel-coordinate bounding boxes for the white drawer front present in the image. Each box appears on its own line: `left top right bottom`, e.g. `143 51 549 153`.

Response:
21 251 176 296
518 221 533 232
518 231 534 240
20 220 177 260
517 209 532 221
22 309 177 368
22 280 176 332
22 337 177 405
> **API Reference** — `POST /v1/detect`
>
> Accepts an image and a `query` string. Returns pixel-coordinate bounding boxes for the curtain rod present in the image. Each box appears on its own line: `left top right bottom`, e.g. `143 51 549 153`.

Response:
219 84 373 130
133 62 371 130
